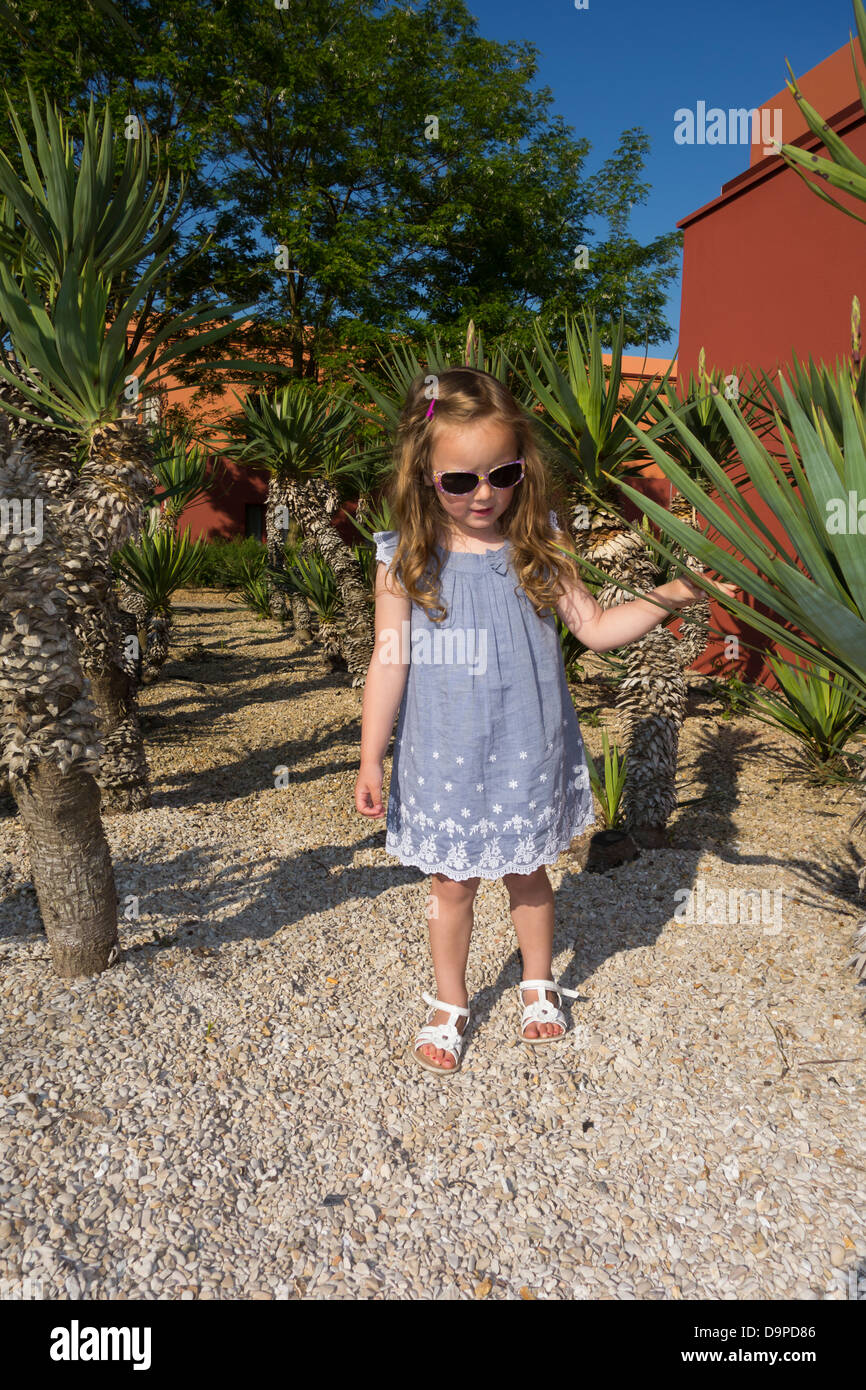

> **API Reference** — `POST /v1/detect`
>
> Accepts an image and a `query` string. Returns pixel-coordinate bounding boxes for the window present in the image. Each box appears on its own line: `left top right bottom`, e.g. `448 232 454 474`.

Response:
245 504 264 542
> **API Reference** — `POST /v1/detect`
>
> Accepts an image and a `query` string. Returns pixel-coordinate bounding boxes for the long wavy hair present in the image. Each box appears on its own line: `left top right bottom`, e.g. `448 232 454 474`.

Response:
376 366 583 623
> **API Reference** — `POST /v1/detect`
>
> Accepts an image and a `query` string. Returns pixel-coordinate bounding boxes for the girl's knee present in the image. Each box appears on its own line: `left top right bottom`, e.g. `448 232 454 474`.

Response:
432 872 480 901
504 865 551 900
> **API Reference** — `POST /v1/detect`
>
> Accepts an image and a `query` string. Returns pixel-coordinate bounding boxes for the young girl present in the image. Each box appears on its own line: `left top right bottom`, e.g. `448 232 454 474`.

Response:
354 366 736 1076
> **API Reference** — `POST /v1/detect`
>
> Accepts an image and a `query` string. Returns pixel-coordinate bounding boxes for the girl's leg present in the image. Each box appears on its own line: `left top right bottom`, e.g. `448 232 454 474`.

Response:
416 871 480 1069
503 865 560 1038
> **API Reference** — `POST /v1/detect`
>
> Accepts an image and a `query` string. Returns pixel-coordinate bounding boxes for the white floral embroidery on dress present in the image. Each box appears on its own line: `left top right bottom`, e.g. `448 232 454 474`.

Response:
377 521 597 881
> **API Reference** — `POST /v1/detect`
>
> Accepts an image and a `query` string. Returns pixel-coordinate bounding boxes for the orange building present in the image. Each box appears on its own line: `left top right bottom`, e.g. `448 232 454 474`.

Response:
670 38 866 682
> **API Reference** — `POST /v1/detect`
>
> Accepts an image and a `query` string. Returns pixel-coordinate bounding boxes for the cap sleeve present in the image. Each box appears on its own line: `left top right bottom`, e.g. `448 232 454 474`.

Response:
372 529 399 567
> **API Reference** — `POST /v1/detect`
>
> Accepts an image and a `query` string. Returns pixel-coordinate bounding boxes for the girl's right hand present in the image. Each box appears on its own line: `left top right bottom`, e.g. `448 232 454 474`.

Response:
355 762 385 817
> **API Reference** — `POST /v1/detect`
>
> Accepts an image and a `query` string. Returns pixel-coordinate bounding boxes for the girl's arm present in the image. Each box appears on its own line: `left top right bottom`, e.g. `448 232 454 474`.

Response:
555 572 735 654
355 562 412 816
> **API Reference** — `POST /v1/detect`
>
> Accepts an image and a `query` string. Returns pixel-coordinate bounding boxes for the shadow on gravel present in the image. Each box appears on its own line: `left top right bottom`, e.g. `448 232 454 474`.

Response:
2 593 863 1027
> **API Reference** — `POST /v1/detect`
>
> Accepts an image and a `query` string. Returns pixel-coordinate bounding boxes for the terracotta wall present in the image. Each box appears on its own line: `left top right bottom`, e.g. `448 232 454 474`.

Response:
670 41 866 687
678 44 866 385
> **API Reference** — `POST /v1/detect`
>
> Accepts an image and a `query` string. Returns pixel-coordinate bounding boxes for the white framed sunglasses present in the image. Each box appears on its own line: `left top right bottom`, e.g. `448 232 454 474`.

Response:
432 460 525 496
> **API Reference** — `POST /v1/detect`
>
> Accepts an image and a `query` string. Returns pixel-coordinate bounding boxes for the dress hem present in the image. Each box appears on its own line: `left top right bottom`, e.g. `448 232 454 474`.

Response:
383 811 598 880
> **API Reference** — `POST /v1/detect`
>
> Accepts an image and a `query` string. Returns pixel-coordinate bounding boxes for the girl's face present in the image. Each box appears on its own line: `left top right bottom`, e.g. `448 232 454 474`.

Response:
423 417 519 536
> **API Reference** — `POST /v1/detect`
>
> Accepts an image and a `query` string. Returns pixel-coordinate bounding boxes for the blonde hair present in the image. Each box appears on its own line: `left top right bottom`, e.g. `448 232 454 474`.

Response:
377 366 582 623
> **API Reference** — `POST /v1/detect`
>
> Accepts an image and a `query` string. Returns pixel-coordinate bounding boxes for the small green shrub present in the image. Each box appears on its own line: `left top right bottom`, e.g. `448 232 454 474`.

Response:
193 536 267 590
708 671 751 720
583 730 627 829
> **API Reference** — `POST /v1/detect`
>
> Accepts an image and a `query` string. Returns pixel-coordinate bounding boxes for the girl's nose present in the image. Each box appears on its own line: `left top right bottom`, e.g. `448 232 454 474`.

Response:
473 480 493 501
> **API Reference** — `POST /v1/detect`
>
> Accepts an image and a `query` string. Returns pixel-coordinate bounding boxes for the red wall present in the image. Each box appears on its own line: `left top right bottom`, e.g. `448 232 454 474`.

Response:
671 41 866 688
678 47 866 384
178 455 269 542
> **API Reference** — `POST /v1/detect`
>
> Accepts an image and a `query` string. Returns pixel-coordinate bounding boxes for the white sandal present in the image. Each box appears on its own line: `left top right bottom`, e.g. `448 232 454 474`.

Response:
516 978 580 1045
409 991 470 1076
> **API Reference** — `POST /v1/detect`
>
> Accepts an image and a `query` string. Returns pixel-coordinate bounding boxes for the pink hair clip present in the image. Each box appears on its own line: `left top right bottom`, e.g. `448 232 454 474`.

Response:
425 397 436 419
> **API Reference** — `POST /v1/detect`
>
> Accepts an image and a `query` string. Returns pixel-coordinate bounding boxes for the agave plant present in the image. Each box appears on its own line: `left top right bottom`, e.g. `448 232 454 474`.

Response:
0 88 246 816
223 382 373 682
112 522 207 683
611 373 866 890
743 653 866 778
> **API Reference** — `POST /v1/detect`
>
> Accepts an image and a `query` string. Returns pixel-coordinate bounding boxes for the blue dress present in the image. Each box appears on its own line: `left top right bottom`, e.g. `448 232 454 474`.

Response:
372 514 597 881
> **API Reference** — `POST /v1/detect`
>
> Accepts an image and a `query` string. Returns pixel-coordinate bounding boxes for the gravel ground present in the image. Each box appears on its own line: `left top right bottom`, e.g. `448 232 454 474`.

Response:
1 587 865 1301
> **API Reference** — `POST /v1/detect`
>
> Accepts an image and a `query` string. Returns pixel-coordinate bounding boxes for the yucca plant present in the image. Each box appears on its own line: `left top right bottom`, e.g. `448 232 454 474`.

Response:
612 374 866 891
514 307 701 844
583 730 628 830
236 549 273 620
222 382 373 682
112 524 207 683
746 352 866 455
0 87 246 976
0 88 246 815
347 321 529 472
641 347 775 670
115 423 214 618
743 654 865 779
114 423 216 641
148 424 216 534
274 549 345 669
776 0 866 223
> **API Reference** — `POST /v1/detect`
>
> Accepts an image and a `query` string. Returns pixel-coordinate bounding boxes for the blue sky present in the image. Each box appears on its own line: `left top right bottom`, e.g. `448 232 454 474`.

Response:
464 0 861 357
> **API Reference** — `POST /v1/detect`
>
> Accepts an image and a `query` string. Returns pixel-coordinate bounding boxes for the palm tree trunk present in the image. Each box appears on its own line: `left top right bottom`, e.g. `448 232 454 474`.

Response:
64 554 152 811
284 478 373 684
47 420 157 812
568 498 688 841
11 758 118 975
140 610 171 684
265 477 290 621
0 430 119 976
290 591 314 639
667 494 711 673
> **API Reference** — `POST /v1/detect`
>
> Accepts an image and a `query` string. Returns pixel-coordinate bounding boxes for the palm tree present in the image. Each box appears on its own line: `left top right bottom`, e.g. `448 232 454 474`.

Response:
512 309 690 843
114 423 216 678
612 369 866 891
0 89 246 813
224 382 373 682
515 313 779 841
0 88 245 973
113 519 207 683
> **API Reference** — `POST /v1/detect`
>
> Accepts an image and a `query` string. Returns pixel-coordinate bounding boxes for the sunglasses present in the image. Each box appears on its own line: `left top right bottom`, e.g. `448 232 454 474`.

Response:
431 460 525 496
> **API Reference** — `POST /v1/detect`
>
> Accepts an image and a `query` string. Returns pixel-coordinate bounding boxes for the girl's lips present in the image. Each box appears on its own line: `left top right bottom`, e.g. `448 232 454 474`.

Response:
472 507 492 513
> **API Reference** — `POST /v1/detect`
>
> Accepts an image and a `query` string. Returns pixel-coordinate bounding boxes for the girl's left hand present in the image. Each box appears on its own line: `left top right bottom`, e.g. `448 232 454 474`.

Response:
672 576 741 606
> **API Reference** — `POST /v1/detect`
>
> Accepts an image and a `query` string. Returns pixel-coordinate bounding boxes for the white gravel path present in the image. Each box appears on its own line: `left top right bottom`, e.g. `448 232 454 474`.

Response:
0 589 864 1300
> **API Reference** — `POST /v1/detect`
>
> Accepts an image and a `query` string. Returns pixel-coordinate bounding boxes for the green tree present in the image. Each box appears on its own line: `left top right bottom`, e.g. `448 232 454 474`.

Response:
0 0 681 403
